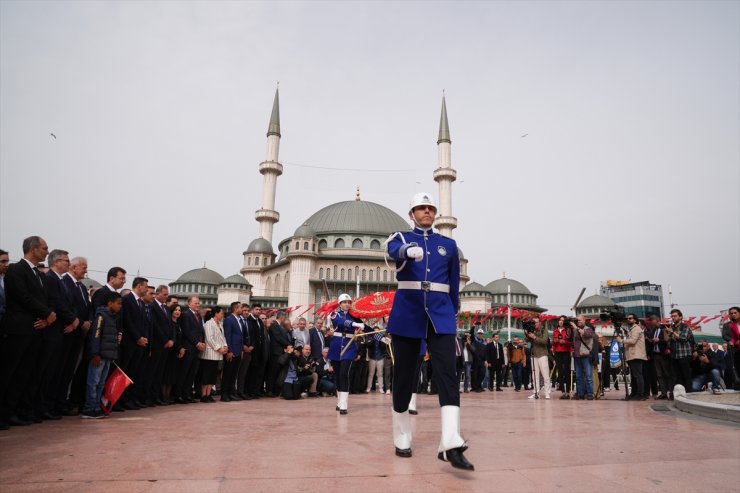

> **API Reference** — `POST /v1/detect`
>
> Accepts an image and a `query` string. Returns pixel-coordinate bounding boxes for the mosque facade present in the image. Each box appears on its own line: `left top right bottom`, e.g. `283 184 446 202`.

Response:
171 89 469 313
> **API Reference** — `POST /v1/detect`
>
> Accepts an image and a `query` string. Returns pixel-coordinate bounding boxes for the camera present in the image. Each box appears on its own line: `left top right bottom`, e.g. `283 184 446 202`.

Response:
600 309 626 325
522 320 536 334
694 344 705 355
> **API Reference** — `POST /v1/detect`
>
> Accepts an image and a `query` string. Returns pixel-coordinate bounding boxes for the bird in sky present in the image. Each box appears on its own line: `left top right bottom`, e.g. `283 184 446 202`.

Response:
50 133 56 140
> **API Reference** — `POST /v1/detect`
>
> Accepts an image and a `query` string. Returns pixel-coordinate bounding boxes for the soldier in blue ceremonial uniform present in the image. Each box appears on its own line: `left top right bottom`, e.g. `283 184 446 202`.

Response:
386 192 474 470
328 293 371 415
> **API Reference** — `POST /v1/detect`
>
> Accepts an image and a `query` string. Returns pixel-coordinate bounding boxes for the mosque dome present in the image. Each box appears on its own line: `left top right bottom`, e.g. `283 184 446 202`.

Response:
246 237 274 254
485 278 532 295
175 267 224 285
220 274 251 287
301 200 408 235
461 281 487 293
578 294 617 308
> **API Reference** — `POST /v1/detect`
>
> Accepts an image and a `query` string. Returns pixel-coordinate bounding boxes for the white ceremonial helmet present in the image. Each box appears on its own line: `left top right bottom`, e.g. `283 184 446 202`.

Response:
338 293 352 303
408 192 437 214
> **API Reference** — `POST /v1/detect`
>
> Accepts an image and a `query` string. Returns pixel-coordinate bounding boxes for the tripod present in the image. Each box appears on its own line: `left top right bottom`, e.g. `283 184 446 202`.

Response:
607 326 629 400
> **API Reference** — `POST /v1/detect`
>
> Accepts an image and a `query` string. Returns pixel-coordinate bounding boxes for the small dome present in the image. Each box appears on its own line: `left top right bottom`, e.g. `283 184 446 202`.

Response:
246 237 274 254
578 294 616 308
461 281 487 293
221 274 251 287
294 223 316 237
485 278 532 295
81 277 102 290
175 267 224 285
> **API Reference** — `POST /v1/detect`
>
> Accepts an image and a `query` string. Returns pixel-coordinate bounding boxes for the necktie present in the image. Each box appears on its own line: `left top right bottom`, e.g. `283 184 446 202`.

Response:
495 344 499 359
76 281 88 305
241 319 251 345
33 267 43 286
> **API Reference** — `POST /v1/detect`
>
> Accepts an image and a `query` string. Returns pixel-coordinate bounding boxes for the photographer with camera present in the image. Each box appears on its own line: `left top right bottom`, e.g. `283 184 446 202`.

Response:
665 309 694 392
525 317 551 399
570 315 595 400
690 341 724 394
460 331 475 393
552 316 572 399
616 314 647 400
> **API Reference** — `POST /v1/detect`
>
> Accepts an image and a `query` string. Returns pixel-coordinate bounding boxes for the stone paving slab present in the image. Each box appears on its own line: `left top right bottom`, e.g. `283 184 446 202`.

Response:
1 390 738 492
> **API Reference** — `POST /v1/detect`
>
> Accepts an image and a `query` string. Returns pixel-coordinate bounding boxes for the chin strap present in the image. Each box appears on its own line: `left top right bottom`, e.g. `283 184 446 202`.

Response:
383 232 408 273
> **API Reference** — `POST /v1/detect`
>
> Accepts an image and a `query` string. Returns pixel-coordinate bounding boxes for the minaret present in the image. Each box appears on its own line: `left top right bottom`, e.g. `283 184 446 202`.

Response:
256 86 283 244
433 94 458 237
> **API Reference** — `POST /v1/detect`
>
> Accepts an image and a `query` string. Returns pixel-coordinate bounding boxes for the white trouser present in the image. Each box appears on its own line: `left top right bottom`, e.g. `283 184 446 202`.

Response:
392 409 412 450
532 355 551 395
367 359 384 391
337 391 349 410
438 405 465 452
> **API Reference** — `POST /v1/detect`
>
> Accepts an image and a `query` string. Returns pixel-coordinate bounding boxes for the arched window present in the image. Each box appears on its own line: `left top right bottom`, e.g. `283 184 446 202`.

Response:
334 238 345 248
319 267 324 279
369 270 374 281
340 268 345 280
295 241 299 251
274 274 280 295
333 265 338 279
362 269 366 281
347 268 353 281
318 239 327 250
283 272 289 295
247 257 252 266
326 268 331 280
255 256 260 266
352 238 363 249
383 270 388 282
376 267 380 280
370 239 381 249
303 242 309 250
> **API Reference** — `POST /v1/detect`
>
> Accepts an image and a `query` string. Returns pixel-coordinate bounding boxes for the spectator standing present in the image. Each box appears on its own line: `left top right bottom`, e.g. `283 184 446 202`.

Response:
526 317 551 399
508 337 526 392
666 309 693 392
221 302 243 402
552 317 572 399
199 306 228 402
0 249 9 324
721 306 740 390
485 333 505 391
570 315 594 400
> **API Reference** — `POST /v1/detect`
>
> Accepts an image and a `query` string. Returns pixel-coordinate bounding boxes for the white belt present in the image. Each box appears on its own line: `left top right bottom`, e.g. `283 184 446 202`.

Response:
397 281 450 293
332 332 353 338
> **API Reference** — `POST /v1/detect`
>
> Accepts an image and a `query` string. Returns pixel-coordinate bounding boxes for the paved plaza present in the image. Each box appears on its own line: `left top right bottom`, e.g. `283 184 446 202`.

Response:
1 390 738 493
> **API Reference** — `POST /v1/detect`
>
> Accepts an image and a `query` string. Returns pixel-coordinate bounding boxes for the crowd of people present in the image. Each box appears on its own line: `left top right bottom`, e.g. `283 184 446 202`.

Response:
1 236 738 429
449 311 740 402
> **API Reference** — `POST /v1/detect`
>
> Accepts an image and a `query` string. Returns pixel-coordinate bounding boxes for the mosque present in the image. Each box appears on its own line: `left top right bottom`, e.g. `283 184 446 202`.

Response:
169 90 545 320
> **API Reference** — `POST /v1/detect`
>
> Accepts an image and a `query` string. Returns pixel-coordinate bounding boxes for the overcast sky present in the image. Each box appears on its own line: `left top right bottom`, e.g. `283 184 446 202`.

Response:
1 1 738 328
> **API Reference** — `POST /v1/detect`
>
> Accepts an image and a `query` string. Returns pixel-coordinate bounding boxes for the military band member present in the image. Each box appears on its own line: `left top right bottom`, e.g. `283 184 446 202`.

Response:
386 192 473 470
328 293 371 415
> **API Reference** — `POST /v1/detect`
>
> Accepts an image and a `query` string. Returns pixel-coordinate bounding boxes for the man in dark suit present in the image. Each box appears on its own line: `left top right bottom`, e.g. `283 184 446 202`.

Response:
309 317 328 362
119 277 150 409
175 295 206 403
30 249 79 420
245 304 265 398
144 285 175 405
470 327 487 392
92 267 127 311
57 256 93 414
485 333 505 391
0 249 9 324
221 302 243 401
266 312 293 396
235 304 252 399
0 236 56 427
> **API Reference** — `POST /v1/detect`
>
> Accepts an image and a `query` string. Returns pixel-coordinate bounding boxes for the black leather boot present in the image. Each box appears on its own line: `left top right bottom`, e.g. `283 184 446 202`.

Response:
438 447 474 470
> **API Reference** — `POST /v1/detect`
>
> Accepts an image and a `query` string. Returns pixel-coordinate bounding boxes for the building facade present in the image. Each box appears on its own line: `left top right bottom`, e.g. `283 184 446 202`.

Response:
600 280 664 319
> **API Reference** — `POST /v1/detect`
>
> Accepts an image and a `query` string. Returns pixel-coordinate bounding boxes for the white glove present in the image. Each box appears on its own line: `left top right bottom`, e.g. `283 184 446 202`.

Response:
381 337 390 344
407 246 424 261
352 322 364 329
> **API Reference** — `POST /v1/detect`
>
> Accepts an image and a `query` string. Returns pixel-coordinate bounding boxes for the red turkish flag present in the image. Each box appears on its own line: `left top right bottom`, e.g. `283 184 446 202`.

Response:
101 364 133 415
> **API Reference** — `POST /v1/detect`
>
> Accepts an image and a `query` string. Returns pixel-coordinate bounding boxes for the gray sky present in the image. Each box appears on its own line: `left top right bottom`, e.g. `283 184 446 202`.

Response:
1 1 738 328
